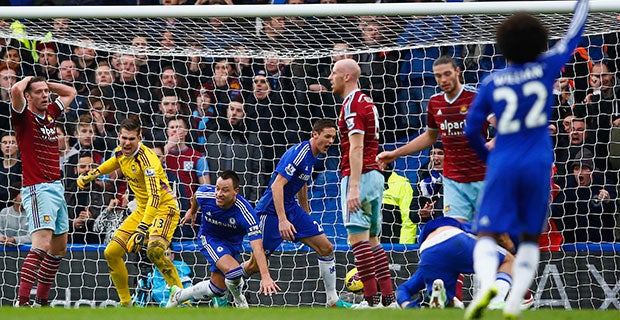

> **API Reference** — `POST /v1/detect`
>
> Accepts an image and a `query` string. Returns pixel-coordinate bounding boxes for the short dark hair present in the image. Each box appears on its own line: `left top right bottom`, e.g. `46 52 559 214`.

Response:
119 117 141 134
312 119 337 134
165 116 189 129
433 55 458 70
218 170 240 190
24 76 47 94
497 12 548 64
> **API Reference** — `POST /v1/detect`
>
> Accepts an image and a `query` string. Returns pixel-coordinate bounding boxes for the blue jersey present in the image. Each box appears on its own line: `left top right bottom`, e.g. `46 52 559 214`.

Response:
255 140 317 215
465 0 588 235
397 219 506 306
196 185 262 244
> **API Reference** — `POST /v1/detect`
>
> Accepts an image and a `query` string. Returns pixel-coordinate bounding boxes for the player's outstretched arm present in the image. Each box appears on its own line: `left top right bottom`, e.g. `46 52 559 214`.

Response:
376 130 439 169
249 238 280 296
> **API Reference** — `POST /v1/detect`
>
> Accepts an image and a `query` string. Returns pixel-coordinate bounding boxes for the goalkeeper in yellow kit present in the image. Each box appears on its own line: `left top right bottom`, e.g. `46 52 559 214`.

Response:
77 117 183 307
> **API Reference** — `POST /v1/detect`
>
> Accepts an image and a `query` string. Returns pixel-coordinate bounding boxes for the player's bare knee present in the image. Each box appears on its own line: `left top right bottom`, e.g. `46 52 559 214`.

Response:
244 255 259 275
316 242 333 257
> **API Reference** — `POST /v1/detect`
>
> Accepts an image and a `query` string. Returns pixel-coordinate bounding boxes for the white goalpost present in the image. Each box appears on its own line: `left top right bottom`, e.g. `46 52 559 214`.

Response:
0 1 619 309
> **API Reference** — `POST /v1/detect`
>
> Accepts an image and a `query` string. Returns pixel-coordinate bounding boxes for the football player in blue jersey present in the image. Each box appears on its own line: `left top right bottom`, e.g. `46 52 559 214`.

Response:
464 1 589 319
243 119 352 308
397 217 516 310
166 170 279 308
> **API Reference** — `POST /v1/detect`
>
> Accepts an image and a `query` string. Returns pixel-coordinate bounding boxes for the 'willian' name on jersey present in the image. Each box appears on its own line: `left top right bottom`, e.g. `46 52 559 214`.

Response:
491 65 543 86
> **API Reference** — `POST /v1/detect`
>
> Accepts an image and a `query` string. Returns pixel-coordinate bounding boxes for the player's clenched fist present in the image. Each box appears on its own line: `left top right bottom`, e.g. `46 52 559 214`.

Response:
127 222 149 252
77 168 101 189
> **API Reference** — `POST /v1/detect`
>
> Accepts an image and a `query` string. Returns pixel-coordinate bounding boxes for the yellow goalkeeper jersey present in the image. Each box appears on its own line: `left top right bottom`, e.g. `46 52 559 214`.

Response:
98 143 177 224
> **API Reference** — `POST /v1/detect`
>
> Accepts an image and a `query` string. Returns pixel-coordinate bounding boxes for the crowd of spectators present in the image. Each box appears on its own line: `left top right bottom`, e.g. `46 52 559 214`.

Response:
0 0 618 245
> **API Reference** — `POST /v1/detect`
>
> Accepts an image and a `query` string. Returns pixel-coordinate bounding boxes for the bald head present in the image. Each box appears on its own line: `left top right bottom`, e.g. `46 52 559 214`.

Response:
329 58 361 97
336 59 361 80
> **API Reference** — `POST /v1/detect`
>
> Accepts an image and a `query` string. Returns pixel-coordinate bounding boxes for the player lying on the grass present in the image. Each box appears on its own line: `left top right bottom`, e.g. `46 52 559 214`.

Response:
396 217 533 310
166 170 280 308
242 119 352 308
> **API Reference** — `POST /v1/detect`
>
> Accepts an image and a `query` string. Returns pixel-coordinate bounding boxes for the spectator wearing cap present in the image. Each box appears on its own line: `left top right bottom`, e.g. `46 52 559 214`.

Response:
551 149 618 243
34 42 60 80
554 117 596 187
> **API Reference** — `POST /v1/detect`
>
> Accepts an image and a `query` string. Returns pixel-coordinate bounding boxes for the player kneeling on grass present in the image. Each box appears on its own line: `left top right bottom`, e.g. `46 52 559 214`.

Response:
397 217 520 310
78 117 184 307
166 170 279 308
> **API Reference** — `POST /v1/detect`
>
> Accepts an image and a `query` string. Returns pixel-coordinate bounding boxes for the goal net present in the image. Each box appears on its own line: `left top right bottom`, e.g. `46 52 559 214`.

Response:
0 1 619 309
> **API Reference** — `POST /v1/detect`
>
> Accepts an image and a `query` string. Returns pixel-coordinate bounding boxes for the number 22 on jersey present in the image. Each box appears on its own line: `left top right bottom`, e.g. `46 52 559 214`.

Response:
495 80 548 134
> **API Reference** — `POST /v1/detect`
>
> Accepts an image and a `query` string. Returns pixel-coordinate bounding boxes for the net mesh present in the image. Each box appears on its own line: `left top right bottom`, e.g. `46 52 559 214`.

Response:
0 8 619 308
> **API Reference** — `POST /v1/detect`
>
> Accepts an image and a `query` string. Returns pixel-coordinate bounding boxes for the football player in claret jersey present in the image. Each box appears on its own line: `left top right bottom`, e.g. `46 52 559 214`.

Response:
166 170 279 308
464 1 589 319
377 56 491 223
77 117 184 307
329 59 397 308
10 76 76 306
242 119 352 308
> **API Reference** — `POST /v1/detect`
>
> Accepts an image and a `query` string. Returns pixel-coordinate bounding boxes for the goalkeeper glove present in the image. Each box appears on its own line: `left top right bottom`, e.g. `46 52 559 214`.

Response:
77 169 101 189
127 222 149 253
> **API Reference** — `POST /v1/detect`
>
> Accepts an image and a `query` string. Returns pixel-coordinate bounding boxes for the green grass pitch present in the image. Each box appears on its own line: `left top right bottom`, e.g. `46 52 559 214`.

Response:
1 307 618 320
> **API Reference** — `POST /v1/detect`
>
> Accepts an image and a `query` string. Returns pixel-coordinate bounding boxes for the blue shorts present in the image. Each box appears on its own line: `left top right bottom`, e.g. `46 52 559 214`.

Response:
199 235 241 273
442 177 485 222
474 161 550 235
259 204 324 256
418 231 506 299
22 181 69 235
340 170 384 235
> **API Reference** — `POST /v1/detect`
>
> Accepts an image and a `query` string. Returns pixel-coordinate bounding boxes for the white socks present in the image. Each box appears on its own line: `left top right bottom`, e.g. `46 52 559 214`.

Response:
473 236 500 295
318 255 338 304
181 280 215 301
504 242 539 315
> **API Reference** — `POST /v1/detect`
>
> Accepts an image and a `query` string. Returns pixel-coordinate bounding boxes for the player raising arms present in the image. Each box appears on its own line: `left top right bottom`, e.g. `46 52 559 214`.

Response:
11 76 76 306
464 1 589 319
77 117 185 307
166 170 279 308
243 119 352 308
